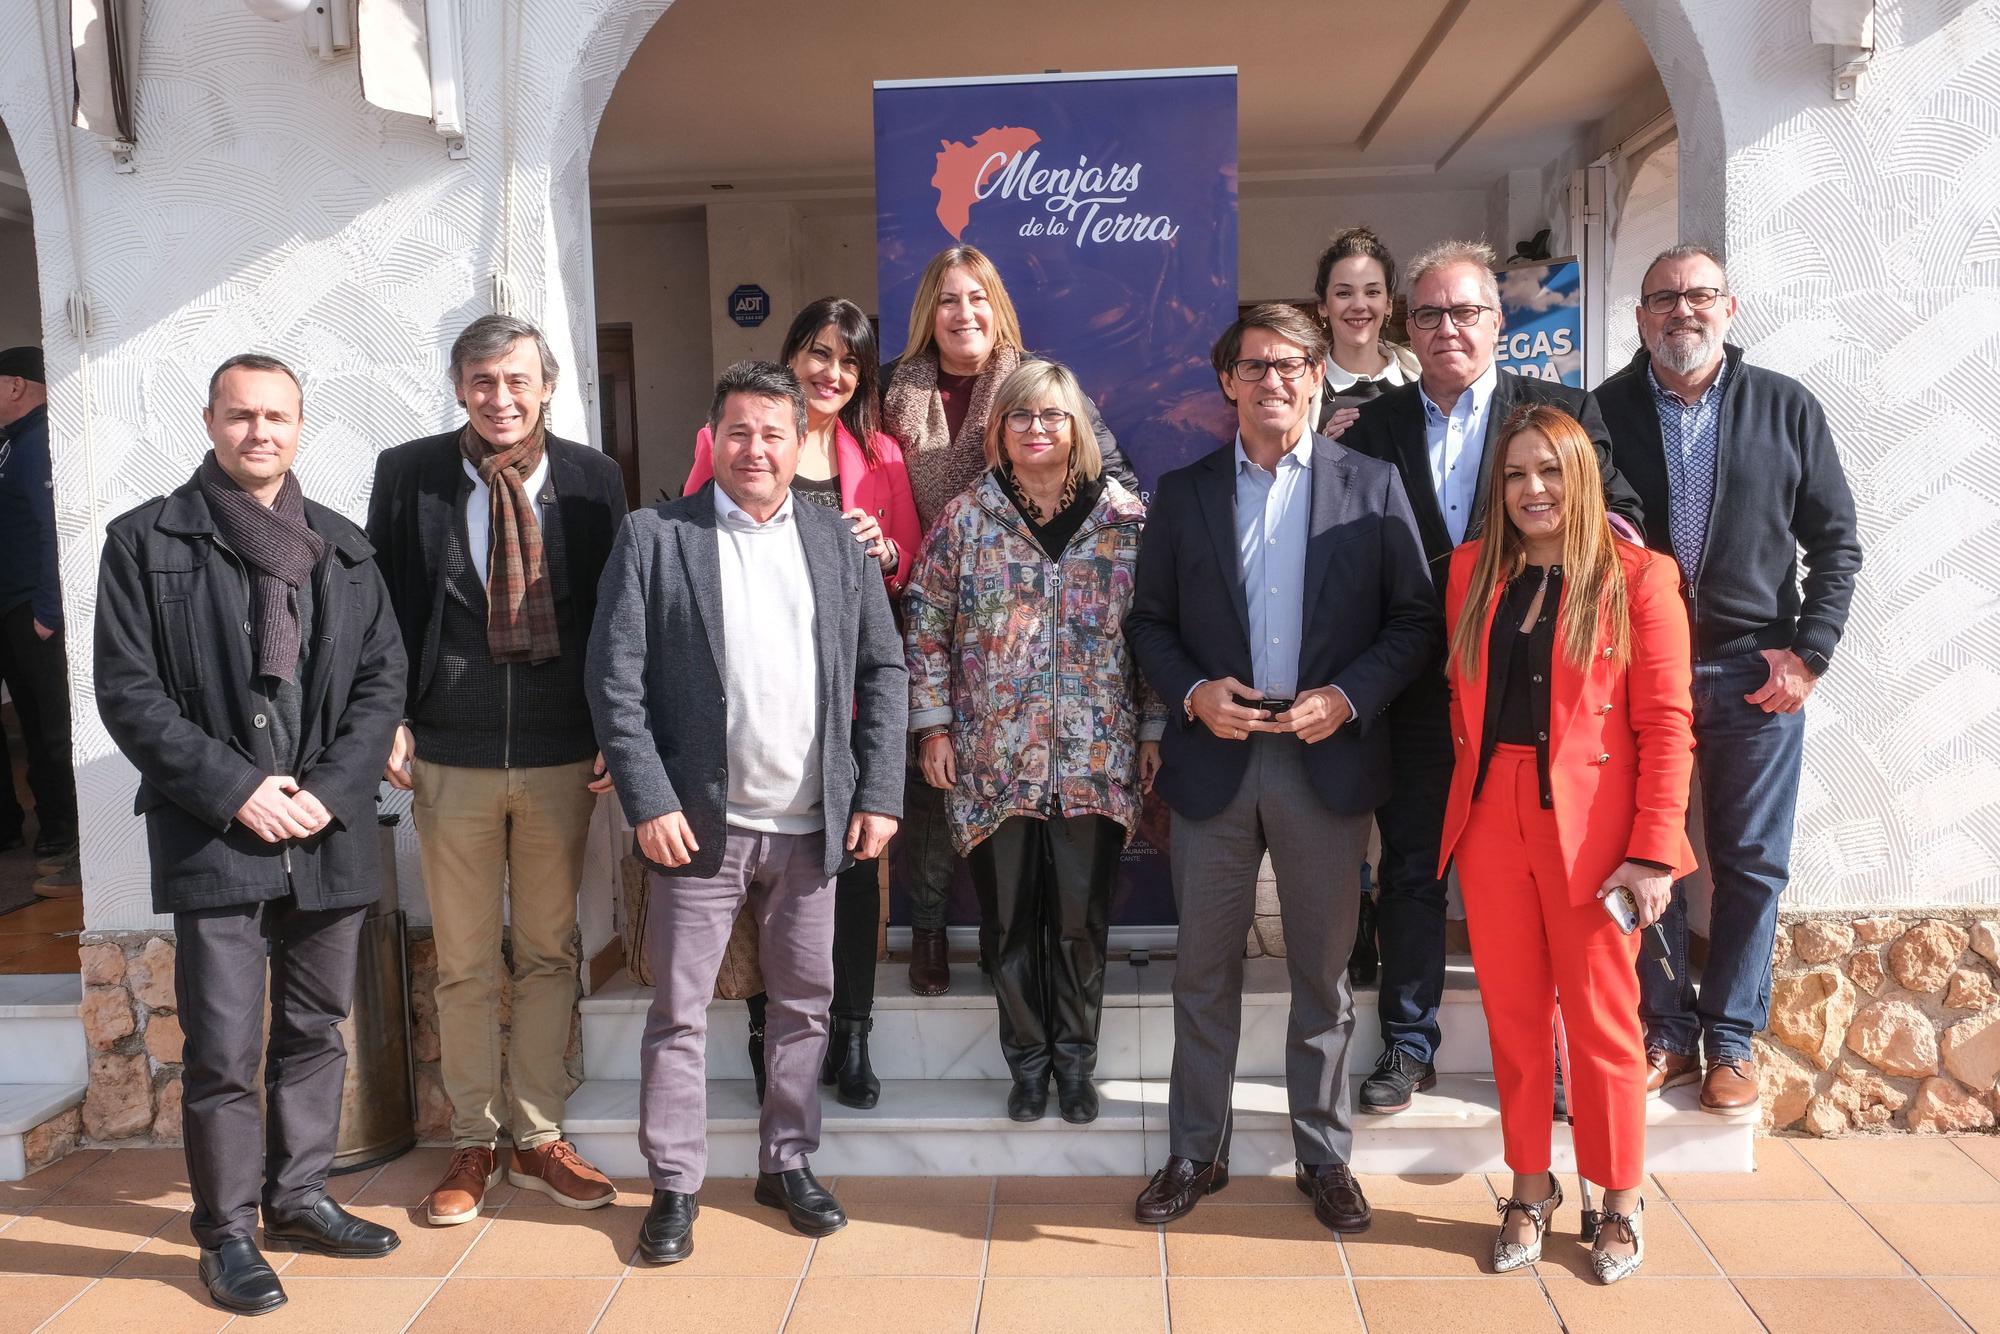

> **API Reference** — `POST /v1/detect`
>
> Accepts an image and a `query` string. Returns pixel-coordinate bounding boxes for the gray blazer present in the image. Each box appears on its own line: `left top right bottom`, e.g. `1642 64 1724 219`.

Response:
586 481 908 879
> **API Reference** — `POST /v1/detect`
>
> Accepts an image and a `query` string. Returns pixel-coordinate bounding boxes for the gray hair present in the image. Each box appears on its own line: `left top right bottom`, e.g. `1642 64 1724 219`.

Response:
1642 243 1728 290
707 360 808 439
207 353 304 411
1405 239 1501 308
448 314 560 388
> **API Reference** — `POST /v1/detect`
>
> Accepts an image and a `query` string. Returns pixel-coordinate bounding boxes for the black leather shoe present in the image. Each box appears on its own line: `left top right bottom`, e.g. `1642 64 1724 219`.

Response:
1006 1075 1049 1122
822 1016 881 1110
1358 1048 1437 1114
1134 1156 1228 1224
747 1020 768 1106
263 1195 400 1257
1056 1077 1099 1125
198 1237 287 1315
1296 1161 1372 1233
755 1166 846 1236
636 1190 698 1264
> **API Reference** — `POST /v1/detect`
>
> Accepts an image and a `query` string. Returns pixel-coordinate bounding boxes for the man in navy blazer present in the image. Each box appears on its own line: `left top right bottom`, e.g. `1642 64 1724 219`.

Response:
1128 304 1439 1235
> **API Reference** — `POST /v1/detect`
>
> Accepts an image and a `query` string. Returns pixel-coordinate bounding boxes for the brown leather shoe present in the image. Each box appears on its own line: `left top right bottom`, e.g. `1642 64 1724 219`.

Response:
1700 1057 1759 1115
1296 1161 1372 1233
1134 1156 1228 1224
509 1140 616 1209
908 927 950 996
426 1146 502 1226
1645 1047 1701 1097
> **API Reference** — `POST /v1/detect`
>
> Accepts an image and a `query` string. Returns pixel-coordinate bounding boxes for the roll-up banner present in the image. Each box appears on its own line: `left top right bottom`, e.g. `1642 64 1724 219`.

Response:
1494 258 1584 387
874 67 1240 932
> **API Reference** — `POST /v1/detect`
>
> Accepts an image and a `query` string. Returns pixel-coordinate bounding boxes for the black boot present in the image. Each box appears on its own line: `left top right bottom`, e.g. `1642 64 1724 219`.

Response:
1348 870 1380 987
1006 1072 1050 1122
1056 1074 1099 1124
821 1016 880 1109
746 994 768 1104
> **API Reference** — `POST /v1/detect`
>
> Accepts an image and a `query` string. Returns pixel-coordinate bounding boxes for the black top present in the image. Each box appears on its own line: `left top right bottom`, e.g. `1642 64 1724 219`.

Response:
1475 564 1559 808
792 473 844 510
1001 469 1103 559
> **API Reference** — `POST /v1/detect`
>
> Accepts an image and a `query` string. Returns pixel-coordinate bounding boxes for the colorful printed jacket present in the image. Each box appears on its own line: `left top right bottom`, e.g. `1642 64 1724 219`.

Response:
904 470 1165 855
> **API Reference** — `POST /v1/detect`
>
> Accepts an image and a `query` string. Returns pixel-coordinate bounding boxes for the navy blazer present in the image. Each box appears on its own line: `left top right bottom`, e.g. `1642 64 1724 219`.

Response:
1126 432 1442 821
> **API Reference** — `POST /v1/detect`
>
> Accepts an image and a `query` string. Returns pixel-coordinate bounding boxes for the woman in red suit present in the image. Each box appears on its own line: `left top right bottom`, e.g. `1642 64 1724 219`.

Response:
1439 403 1695 1284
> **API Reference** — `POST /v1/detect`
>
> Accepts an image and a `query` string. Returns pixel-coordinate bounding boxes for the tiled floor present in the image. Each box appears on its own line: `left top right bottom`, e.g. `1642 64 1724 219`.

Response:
2 1137 1997 1331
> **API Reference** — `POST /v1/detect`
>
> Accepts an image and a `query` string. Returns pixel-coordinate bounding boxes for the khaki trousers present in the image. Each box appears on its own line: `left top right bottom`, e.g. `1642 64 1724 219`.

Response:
412 756 599 1149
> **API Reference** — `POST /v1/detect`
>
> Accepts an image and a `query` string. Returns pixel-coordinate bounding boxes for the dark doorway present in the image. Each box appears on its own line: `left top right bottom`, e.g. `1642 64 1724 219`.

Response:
596 324 641 511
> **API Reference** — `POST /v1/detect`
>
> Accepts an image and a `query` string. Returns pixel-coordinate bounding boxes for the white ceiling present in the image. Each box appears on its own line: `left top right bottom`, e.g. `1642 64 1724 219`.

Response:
591 0 1665 216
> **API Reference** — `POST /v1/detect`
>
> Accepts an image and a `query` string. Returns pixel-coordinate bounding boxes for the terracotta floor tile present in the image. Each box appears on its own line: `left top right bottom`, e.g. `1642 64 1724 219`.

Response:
830 1176 992 1207
1856 1203 2000 1276
783 1276 980 1334
39 1276 230 1333
344 1149 519 1211
975 1277 1163 1333
109 1210 297 1278
1532 1202 1719 1279
279 1205 490 1278
1541 1276 1761 1332
1167 1277 1362 1333
1929 1277 2000 1332
1653 1138 1837 1201
593 1275 798 1334
1352 1277 1561 1332
1340 1203 1529 1278
1795 1137 2000 1203
994 1176 1151 1206
1677 1202 1906 1276
456 1204 637 1276
47 1149 194 1208
1212 1173 1318 1205
1354 1173 1495 1205
630 1199 813 1278
0 1151 107 1209
985 1205 1162 1277
803 1204 988 1277
0 1274 93 1334
1732 1278 1968 1334
0 1205 181 1277
406 1277 616 1333
245 1277 443 1334
584 1178 669 1210
1952 1136 2000 1184
1161 1205 1345 1277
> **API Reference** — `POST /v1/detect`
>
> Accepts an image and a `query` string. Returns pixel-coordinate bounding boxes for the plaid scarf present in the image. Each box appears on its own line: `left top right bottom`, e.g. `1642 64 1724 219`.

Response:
459 419 560 665
196 452 324 683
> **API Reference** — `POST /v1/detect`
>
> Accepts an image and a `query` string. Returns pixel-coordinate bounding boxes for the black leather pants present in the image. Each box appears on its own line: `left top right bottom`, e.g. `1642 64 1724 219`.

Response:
966 813 1122 1084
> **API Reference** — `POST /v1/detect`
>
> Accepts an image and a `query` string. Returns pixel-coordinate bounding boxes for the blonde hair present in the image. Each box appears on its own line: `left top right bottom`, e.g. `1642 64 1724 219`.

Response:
902 245 1026 365
1450 404 1630 680
982 360 1102 481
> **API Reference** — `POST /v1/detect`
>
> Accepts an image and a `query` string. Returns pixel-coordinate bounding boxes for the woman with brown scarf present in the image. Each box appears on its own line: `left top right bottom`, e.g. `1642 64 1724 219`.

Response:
881 244 1138 995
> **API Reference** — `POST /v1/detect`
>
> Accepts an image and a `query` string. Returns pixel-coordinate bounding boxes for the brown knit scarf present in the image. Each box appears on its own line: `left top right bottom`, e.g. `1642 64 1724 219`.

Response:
196 452 325 684
458 418 560 665
882 343 1023 529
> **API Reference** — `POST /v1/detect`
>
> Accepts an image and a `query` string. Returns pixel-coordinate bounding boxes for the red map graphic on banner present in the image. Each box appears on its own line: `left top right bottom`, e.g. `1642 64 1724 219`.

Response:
930 125 1040 240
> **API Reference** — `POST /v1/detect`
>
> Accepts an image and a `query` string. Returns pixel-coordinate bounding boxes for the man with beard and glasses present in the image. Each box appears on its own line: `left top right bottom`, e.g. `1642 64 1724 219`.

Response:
1595 244 1862 1115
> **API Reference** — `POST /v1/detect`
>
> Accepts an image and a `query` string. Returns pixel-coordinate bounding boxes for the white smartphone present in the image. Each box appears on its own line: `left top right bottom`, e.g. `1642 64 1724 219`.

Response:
1602 886 1640 935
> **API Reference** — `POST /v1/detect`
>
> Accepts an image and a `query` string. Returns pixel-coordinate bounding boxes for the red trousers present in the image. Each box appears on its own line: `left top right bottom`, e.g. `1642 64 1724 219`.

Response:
1457 746 1646 1188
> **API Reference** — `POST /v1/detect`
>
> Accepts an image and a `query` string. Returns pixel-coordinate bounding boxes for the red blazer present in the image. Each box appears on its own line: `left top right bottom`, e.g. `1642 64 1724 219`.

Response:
1439 538 1698 903
685 419 922 593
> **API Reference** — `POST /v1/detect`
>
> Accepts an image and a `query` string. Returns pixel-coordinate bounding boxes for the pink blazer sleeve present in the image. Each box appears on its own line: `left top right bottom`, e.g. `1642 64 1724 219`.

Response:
871 432 923 595
683 425 716 496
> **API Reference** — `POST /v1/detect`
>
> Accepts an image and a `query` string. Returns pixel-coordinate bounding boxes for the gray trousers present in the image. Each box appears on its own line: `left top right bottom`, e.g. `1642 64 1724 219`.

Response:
174 898 367 1249
640 827 835 1191
1167 734 1370 1166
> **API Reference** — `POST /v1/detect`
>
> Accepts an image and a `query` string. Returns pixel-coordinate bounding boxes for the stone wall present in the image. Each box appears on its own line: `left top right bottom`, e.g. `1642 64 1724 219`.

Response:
1761 911 2000 1136
74 933 184 1147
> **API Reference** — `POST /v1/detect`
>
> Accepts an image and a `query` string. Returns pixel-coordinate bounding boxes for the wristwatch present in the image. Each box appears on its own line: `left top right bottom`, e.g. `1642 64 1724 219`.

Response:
1797 649 1829 678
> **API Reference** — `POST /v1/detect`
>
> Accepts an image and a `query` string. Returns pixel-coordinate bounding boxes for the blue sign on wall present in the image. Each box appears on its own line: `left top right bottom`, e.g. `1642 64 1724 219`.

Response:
727 284 770 328
1494 259 1584 387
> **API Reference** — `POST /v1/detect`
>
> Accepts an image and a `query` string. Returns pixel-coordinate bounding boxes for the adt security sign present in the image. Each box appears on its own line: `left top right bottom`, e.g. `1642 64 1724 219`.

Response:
728 284 770 328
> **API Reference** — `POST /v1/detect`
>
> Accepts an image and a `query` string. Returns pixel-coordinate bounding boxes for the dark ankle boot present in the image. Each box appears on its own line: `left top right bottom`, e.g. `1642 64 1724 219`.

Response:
821 1016 880 1109
747 1021 767 1105
908 927 950 996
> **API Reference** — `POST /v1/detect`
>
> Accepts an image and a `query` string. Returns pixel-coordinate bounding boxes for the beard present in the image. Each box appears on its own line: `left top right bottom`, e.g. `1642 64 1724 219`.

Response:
1650 320 1720 376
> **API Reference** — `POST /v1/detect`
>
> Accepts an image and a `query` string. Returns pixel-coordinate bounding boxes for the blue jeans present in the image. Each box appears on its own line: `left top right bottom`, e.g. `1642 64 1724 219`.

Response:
1640 652 1805 1064
1373 671 1453 1064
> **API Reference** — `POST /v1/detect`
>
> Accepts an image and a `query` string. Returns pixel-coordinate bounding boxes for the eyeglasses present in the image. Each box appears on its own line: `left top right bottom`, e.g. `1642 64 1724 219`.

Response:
1003 408 1072 433
1408 304 1494 331
1228 357 1312 383
1640 287 1727 315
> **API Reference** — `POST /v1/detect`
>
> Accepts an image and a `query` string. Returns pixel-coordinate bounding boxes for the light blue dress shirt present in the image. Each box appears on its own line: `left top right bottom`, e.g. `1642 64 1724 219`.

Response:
1420 360 1499 545
1235 430 1313 697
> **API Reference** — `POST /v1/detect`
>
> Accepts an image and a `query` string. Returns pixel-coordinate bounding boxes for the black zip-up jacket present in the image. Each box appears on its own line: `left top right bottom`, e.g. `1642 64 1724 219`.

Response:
94 473 408 914
1595 345 1861 668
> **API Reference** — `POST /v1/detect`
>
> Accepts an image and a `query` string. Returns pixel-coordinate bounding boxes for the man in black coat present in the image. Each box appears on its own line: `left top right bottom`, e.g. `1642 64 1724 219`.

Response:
365 315 628 1223
1336 240 1644 1116
96 354 408 1316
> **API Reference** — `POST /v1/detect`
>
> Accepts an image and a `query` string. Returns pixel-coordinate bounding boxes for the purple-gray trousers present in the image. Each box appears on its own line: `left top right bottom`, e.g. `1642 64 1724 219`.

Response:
639 826 835 1191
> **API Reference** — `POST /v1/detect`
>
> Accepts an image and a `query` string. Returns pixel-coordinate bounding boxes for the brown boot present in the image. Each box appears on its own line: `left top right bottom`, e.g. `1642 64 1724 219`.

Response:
908 927 950 996
509 1140 616 1209
426 1146 502 1226
1645 1047 1700 1097
1700 1056 1759 1115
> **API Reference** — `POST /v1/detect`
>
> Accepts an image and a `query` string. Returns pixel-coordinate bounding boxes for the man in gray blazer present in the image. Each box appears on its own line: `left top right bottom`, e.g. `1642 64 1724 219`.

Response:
586 361 905 1265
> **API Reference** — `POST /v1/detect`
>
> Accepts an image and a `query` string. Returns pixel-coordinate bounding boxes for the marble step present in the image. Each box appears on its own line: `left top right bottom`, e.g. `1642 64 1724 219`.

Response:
0 975 86 1087
560 1075 1755 1180
0 1083 88 1181
579 957 1495 1083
